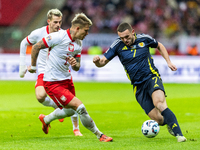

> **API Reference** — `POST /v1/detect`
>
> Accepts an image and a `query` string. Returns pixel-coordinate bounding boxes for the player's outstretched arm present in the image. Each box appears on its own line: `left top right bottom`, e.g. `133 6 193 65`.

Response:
93 55 109 67
28 40 46 73
157 42 177 71
19 38 29 78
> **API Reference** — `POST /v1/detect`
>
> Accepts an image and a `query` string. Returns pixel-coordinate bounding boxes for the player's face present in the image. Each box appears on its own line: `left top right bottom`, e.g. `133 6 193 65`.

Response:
118 29 135 46
48 15 62 33
76 25 90 40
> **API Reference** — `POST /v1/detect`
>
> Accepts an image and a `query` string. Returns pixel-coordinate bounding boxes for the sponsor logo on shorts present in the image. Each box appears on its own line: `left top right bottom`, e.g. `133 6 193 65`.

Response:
60 95 67 102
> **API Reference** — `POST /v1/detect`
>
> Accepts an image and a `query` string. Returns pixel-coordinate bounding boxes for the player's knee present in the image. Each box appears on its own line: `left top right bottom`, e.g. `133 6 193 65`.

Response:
76 104 88 115
71 112 78 118
36 93 47 103
62 108 76 117
153 98 167 111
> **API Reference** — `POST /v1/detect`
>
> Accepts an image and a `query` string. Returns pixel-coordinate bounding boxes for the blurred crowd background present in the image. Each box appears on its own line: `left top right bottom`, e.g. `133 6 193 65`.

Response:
0 0 200 55
62 0 200 38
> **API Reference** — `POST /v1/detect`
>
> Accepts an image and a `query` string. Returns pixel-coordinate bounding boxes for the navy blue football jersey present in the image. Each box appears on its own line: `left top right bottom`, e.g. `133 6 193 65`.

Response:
104 33 161 85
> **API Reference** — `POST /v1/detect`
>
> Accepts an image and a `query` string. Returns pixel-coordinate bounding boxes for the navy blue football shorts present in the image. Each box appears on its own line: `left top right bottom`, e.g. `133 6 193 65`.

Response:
133 76 166 115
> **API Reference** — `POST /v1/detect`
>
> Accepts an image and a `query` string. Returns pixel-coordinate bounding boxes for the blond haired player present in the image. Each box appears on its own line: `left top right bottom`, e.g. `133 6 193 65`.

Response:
28 13 113 142
19 8 82 136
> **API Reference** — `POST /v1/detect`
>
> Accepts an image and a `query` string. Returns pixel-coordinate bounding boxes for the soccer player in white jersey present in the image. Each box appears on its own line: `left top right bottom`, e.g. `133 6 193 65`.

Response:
19 8 82 136
28 13 113 142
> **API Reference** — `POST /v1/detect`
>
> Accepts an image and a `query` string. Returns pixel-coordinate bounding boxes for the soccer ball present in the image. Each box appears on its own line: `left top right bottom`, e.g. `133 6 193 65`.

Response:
141 120 160 138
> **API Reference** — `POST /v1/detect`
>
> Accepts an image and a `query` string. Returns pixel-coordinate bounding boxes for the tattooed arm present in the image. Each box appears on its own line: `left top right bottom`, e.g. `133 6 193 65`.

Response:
28 40 46 73
68 56 81 71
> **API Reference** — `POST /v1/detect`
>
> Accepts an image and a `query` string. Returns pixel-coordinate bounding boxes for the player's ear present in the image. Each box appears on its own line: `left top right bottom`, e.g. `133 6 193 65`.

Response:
47 19 50 25
132 29 135 34
76 26 80 31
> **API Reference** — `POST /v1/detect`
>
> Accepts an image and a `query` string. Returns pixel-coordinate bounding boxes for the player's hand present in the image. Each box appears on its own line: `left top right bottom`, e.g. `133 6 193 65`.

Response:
168 62 177 71
93 55 100 64
68 57 77 67
27 65 37 73
19 65 27 78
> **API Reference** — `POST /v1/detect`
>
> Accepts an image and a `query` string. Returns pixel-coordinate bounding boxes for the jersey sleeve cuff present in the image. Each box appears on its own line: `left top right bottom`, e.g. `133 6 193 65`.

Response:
74 54 81 57
42 38 49 48
26 37 33 45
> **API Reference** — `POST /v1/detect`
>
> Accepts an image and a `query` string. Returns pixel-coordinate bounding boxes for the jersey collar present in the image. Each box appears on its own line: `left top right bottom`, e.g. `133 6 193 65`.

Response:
134 33 137 39
46 25 50 34
66 29 75 42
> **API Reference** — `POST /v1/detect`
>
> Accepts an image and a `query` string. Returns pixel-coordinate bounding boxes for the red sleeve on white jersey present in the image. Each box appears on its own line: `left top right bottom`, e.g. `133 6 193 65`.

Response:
42 32 60 48
42 38 49 48
74 54 81 57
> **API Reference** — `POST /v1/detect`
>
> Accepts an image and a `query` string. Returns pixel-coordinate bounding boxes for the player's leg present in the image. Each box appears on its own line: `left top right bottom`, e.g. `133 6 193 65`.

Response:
136 77 186 142
43 108 76 123
39 108 75 134
42 80 82 134
68 79 82 136
134 83 164 125
147 108 164 125
66 97 113 142
35 74 58 108
35 86 57 108
151 89 186 142
39 95 112 141
71 113 83 136
43 80 112 141
35 74 64 122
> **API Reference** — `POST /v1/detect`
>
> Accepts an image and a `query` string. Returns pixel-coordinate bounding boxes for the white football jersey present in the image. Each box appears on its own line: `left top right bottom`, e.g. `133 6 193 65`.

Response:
25 26 59 74
42 29 82 81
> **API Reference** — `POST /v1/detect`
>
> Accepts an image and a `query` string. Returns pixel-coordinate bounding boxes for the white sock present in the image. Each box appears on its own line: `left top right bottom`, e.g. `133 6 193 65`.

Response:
76 104 103 139
44 108 76 124
71 112 79 130
41 96 58 109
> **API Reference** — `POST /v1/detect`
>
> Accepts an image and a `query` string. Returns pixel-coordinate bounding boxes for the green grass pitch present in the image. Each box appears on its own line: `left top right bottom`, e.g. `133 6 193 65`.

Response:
0 81 199 150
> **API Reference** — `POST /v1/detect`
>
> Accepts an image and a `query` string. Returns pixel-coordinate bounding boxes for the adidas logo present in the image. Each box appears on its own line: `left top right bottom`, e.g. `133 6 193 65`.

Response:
154 84 159 88
122 46 128 50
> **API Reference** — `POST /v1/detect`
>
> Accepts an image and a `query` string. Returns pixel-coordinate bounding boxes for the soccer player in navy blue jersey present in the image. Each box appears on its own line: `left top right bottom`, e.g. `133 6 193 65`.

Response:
93 22 186 142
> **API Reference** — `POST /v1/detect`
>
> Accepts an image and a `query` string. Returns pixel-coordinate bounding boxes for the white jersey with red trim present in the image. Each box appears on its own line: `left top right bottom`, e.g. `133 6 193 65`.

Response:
26 26 51 74
42 29 82 81
20 25 59 74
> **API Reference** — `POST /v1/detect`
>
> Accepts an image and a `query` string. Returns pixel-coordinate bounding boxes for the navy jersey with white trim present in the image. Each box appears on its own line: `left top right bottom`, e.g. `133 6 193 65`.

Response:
104 33 160 85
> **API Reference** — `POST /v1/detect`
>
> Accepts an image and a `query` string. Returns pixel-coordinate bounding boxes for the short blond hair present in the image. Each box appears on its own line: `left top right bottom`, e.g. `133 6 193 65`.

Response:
71 13 92 28
47 8 62 20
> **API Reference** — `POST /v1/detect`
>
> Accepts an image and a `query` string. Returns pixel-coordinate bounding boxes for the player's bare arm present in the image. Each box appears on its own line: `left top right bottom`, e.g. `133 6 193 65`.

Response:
157 42 177 71
69 57 80 71
93 56 109 67
28 40 46 73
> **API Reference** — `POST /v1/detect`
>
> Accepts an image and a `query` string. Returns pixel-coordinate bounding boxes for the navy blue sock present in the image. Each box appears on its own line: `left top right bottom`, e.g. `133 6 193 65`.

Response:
161 108 183 136
161 117 167 126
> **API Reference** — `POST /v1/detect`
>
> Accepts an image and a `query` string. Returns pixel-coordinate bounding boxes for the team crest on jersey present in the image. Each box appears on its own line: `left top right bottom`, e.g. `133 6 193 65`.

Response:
68 43 74 52
46 35 52 42
138 42 145 47
60 95 67 102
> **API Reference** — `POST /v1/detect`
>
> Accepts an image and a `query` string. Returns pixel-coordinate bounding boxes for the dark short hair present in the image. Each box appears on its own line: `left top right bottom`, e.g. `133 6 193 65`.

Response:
117 22 132 32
